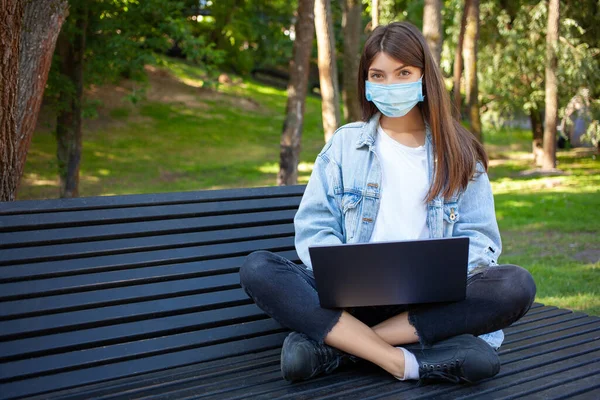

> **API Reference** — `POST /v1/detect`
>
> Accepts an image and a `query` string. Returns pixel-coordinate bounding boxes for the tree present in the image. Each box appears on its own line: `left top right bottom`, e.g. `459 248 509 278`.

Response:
278 0 316 185
47 0 217 198
452 0 468 115
315 0 342 142
55 2 88 198
477 1 599 162
423 0 443 66
341 0 362 123
463 0 482 142
541 0 559 170
372 0 380 30
0 0 69 202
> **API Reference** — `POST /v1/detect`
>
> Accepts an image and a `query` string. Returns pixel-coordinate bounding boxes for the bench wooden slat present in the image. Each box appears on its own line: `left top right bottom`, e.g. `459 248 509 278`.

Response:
193 369 297 399
20 349 282 400
525 377 600 400
0 236 295 281
0 210 296 249
516 304 560 317
503 311 589 336
480 361 600 399
0 304 267 360
0 318 285 382
0 185 305 215
508 307 573 327
0 223 295 264
201 369 381 400
193 360 381 400
167 360 289 397
504 314 598 344
0 250 299 300
572 388 600 400
0 332 289 399
0 197 301 232
0 288 250 339
500 327 600 365
0 273 243 318
500 320 600 356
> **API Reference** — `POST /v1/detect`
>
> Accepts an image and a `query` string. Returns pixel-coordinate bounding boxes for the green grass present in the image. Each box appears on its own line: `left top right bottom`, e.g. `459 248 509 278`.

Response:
19 56 600 316
485 141 599 315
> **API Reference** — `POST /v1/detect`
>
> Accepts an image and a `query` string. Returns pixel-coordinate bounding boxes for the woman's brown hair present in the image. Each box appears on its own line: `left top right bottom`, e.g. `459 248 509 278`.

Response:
358 21 488 201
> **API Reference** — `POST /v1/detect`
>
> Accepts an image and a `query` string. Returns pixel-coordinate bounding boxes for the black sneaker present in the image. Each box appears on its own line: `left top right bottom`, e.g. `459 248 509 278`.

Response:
280 332 356 382
404 334 500 384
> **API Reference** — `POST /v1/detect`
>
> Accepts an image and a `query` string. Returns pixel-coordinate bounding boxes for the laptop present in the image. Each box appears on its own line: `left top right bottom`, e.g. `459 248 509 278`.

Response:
309 237 469 308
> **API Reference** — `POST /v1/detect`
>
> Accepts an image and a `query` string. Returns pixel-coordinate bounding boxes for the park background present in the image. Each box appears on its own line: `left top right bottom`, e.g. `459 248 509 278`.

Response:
1 0 598 316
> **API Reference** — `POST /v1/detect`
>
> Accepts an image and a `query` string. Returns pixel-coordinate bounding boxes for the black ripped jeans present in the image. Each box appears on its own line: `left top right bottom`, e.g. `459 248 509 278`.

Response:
239 250 536 347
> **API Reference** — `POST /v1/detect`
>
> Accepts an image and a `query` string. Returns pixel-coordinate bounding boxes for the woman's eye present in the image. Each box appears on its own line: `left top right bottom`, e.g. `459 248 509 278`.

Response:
399 70 410 76
370 73 383 79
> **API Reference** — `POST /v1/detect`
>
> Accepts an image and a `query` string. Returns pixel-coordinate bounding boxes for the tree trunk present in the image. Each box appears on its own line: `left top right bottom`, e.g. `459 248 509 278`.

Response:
315 0 342 143
341 0 362 123
452 1 468 117
371 0 379 30
278 0 316 186
423 0 443 66
0 0 69 202
0 0 24 201
541 0 559 170
530 109 544 166
56 4 88 198
463 0 482 142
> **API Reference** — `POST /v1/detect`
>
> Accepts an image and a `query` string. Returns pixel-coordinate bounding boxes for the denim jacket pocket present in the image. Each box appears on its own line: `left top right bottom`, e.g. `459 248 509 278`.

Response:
342 192 363 241
442 202 460 237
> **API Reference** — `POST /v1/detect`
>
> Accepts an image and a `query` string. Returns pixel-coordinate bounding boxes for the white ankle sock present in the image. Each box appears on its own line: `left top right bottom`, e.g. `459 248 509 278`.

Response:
395 347 420 381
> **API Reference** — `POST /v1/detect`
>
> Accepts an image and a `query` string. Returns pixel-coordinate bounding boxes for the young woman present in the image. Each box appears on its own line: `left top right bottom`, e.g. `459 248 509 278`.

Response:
240 21 536 384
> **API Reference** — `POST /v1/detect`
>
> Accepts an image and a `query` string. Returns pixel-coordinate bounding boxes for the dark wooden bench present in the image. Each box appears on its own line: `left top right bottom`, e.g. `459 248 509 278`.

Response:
1 185 598 399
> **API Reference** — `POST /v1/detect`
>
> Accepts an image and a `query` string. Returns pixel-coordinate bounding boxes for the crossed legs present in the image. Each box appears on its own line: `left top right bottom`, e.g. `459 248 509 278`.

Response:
240 250 536 381
323 310 417 377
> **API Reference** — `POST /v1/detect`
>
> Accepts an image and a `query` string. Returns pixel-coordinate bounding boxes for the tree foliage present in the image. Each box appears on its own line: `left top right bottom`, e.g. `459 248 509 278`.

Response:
197 0 297 74
475 0 600 132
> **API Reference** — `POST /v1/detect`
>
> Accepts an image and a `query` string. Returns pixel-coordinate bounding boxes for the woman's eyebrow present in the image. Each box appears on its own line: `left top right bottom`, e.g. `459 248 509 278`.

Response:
368 65 407 72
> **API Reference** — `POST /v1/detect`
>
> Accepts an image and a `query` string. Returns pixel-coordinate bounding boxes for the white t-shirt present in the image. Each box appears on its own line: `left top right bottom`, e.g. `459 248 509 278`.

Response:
369 124 430 242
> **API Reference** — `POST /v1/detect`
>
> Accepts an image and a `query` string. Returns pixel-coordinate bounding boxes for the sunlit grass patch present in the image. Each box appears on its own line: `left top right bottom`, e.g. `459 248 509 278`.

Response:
492 174 600 195
155 57 207 86
536 294 599 315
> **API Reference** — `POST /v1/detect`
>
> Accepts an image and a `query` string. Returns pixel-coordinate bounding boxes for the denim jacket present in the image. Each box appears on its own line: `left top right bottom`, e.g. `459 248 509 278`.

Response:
294 113 504 348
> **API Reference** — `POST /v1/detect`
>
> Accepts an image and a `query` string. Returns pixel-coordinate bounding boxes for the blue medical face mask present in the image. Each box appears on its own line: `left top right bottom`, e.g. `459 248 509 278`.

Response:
365 78 425 118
